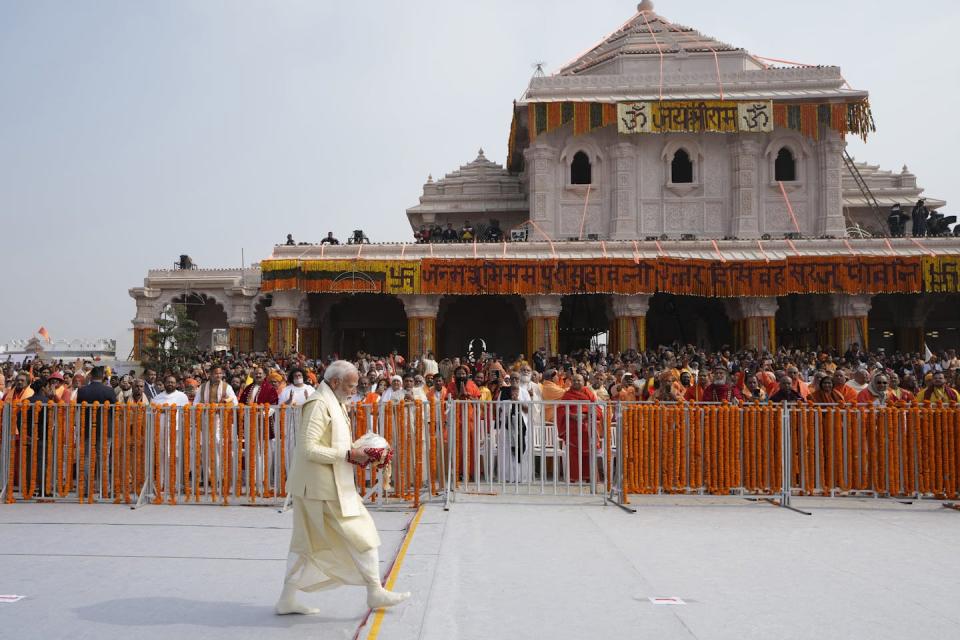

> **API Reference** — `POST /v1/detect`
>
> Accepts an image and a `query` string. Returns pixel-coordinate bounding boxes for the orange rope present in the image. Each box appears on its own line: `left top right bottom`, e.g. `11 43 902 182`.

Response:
778 182 803 234
640 10 664 100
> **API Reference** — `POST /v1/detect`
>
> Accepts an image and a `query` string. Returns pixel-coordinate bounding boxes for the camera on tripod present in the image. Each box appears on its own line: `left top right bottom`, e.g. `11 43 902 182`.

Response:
927 212 957 237
346 229 370 244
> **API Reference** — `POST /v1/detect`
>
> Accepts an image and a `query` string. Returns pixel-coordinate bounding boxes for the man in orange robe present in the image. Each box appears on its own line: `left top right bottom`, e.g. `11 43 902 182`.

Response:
555 375 599 483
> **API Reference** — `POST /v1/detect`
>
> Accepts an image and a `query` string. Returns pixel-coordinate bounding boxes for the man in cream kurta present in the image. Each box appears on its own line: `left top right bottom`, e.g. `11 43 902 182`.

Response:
276 361 410 615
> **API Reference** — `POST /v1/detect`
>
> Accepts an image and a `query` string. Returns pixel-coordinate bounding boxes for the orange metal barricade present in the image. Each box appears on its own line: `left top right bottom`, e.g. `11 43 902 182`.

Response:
0 402 426 508
615 402 959 500
3 400 955 506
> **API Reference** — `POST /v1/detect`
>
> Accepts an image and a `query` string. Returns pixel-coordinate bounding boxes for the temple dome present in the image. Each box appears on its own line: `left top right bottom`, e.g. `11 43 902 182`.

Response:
406 149 528 233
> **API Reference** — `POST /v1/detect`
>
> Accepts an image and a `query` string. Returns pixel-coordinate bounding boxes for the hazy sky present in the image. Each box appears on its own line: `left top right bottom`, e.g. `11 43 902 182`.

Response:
2 0 957 346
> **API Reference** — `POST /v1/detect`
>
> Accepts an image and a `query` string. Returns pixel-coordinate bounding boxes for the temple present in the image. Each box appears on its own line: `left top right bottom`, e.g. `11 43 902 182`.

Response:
130 2 959 361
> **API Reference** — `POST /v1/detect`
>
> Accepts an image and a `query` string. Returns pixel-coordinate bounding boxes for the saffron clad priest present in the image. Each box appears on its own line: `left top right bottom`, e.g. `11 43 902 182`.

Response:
276 360 410 615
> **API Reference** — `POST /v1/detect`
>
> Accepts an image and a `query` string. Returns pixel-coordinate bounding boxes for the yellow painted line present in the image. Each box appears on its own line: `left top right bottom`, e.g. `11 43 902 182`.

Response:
366 505 425 640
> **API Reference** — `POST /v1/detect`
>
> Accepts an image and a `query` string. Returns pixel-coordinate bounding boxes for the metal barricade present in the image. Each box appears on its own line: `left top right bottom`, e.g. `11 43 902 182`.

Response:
437 400 616 505
4 400 957 510
616 402 784 498
348 400 429 509
785 404 960 500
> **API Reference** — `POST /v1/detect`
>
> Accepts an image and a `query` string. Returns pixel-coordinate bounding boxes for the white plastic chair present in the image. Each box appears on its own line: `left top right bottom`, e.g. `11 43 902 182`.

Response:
533 423 566 482
477 410 498 481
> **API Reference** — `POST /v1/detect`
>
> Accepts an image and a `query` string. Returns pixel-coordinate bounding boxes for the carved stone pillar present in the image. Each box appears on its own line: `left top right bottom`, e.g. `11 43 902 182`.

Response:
610 295 650 353
399 294 442 359
610 142 637 240
266 290 303 355
524 295 562 356
129 287 161 361
525 142 557 239
817 133 847 237
132 319 156 362
894 296 936 354
226 291 257 353
725 297 779 352
228 324 254 353
730 138 760 238
297 303 320 360
819 294 872 351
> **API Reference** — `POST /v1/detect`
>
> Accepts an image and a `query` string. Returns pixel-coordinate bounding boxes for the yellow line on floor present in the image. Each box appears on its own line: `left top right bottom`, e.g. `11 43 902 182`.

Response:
366 505 425 640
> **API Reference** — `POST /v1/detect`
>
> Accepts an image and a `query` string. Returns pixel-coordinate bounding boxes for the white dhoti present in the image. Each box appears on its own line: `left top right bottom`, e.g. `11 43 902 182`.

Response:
284 496 382 591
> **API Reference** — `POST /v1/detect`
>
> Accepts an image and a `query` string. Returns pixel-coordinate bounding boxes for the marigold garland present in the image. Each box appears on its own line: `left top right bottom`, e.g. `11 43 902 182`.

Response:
223 405 232 505
183 406 193 502
88 405 100 505
40 407 52 498
261 411 271 499
152 408 162 504
56 404 66 497
194 406 204 499
247 406 256 503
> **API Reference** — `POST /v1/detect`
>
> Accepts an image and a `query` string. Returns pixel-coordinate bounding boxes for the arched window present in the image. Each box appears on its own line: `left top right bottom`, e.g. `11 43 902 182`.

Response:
670 149 693 184
774 147 796 182
571 151 592 185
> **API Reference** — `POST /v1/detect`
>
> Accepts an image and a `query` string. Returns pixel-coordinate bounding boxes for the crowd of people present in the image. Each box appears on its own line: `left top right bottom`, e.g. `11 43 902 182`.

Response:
3 342 960 410
413 219 509 243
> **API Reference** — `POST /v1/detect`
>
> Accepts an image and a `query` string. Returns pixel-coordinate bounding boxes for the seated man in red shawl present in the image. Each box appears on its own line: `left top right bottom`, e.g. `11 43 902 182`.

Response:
702 366 742 404
555 374 600 483
239 366 281 442
239 366 280 406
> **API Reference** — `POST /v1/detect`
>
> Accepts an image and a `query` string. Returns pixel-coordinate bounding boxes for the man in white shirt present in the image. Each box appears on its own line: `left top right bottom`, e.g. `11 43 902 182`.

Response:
150 375 189 495
151 375 189 407
421 351 439 378
846 367 870 394
279 369 316 407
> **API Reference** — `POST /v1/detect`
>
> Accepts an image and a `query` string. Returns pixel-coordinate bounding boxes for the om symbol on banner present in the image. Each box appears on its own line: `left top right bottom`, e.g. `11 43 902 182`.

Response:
737 102 774 133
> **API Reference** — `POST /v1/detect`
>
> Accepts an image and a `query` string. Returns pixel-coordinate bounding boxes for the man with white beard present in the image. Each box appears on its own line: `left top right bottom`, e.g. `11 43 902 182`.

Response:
517 365 542 403
516 364 543 428
276 360 410 614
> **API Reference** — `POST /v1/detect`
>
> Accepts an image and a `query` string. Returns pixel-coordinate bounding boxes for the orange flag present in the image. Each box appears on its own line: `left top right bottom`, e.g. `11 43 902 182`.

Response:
38 326 52 343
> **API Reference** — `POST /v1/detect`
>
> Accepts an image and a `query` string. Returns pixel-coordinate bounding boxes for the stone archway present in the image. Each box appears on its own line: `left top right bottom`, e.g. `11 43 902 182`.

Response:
869 293 959 354
437 295 525 360
169 293 229 352
647 294 733 351
253 295 272 352
329 294 406 359
776 294 818 349
558 295 610 353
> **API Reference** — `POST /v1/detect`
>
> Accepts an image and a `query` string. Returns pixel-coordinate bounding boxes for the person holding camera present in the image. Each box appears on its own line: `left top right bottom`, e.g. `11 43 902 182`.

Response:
911 199 929 237
887 203 906 237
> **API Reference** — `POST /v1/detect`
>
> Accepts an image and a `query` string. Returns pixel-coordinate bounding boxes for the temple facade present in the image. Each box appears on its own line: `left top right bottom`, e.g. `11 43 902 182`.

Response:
130 3 958 362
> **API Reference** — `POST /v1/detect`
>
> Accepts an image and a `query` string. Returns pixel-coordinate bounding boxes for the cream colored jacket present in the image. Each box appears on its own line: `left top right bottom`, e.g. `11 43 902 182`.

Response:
285 382 362 516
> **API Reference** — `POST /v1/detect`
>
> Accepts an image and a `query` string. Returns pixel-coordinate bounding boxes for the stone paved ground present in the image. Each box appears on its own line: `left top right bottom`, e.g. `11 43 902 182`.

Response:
0 503 410 640
4 496 960 640
381 495 960 640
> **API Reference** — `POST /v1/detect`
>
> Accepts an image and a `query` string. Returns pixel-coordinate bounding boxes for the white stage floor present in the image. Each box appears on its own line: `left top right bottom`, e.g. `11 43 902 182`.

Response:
3 496 959 640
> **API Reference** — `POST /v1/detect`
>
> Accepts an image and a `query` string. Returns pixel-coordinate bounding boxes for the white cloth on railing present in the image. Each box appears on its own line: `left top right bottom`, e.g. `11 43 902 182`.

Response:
496 391 531 483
